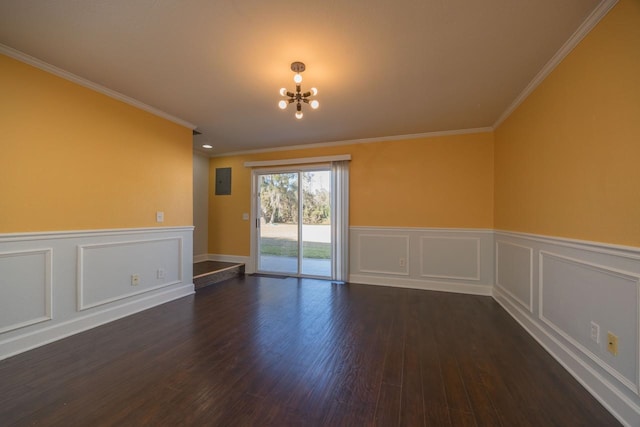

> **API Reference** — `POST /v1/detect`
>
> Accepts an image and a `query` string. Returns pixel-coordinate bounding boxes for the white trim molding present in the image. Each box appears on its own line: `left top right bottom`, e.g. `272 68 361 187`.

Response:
493 0 619 128
350 226 494 295
495 240 533 313
0 227 194 361
419 236 481 281
539 251 640 395
77 237 184 311
216 128 493 158
0 44 195 130
494 230 640 426
349 274 492 296
357 234 410 276
0 248 53 334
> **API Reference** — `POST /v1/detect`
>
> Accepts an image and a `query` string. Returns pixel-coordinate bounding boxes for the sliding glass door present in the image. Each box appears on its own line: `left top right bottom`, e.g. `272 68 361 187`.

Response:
256 168 332 278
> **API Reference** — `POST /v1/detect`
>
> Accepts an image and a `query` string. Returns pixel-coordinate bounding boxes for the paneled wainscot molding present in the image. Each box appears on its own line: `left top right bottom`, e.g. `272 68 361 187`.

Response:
349 227 494 296
0 248 53 334
0 227 194 361
493 230 640 427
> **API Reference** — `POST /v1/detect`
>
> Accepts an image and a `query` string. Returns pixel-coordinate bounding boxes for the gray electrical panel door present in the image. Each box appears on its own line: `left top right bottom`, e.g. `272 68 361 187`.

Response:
215 167 231 195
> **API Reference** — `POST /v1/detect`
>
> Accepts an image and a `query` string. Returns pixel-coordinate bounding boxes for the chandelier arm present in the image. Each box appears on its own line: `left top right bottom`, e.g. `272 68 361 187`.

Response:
278 62 317 118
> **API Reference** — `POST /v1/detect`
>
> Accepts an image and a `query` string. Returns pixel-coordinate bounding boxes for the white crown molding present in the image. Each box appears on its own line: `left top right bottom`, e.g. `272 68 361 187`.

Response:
212 127 494 158
0 44 196 130
493 0 619 129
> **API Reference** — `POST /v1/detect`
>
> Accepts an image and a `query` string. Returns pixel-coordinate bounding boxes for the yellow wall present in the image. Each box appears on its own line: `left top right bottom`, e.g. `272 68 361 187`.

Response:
494 0 640 246
209 132 494 256
0 54 193 232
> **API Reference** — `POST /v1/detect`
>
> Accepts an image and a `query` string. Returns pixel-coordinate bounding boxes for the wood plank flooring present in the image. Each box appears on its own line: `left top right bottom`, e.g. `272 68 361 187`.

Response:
0 276 620 426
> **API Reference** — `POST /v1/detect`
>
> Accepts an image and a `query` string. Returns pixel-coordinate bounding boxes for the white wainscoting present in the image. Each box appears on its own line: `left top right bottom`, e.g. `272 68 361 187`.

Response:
349 227 493 295
0 248 52 334
0 227 194 361
493 230 640 426
495 240 533 312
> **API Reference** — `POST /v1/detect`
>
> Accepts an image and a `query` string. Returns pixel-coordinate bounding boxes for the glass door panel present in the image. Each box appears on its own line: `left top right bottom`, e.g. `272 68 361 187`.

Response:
256 168 332 278
301 171 332 277
257 172 299 274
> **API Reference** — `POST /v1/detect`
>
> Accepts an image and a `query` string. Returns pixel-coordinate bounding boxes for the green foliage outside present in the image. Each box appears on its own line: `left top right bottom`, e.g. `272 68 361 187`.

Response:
258 172 331 259
259 172 330 225
260 238 331 259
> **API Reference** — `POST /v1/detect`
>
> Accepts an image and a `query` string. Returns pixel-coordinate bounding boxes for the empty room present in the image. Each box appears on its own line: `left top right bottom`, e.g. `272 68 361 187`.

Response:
1 0 639 425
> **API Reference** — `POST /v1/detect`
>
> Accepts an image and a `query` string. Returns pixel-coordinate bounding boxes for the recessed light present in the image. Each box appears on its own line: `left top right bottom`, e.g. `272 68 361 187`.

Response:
202 144 213 149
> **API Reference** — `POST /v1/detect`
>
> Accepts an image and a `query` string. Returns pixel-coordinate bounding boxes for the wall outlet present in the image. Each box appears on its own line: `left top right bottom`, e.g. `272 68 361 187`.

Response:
156 211 164 223
607 332 618 356
131 274 140 286
399 257 406 267
157 268 165 279
590 321 600 343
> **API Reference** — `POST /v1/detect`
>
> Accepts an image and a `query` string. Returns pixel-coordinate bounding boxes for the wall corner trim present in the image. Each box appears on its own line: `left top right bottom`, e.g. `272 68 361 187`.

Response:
492 0 619 129
0 44 196 130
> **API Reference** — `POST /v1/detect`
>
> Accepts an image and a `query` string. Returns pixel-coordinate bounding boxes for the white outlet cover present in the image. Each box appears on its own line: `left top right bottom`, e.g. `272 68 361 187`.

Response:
156 211 164 222
242 213 249 220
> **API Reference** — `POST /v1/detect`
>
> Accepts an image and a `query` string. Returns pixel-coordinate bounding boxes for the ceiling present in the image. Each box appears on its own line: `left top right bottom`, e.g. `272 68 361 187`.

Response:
0 0 603 156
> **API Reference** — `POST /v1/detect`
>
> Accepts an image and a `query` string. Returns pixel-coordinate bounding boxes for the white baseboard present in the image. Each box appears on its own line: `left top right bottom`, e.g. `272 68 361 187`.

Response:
349 274 493 296
0 227 194 361
493 230 640 427
1 283 194 361
193 254 209 263
493 287 637 427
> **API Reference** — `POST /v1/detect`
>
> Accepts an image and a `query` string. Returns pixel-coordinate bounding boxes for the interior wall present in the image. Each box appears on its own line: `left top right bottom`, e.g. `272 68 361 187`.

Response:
494 0 640 247
193 153 209 258
0 53 195 361
492 2 640 424
208 132 494 257
0 54 193 232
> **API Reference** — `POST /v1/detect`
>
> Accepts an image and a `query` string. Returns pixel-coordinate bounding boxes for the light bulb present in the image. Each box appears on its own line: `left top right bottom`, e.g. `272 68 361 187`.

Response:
278 100 287 109
202 144 213 149
293 73 303 84
311 87 318 96
295 111 303 119
310 100 319 109
279 88 287 96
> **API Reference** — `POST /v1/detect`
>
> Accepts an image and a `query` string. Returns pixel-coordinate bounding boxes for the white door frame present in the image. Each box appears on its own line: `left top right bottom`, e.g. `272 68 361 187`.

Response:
250 164 332 278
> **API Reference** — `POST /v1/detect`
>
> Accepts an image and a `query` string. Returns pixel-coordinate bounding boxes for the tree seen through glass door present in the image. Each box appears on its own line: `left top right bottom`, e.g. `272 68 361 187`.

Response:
257 170 331 277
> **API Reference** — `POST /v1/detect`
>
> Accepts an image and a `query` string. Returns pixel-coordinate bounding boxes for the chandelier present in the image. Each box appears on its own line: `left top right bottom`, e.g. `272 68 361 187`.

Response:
278 61 319 119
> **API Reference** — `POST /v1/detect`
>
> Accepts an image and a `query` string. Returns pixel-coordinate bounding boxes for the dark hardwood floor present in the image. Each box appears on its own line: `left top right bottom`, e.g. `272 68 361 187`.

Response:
0 276 620 426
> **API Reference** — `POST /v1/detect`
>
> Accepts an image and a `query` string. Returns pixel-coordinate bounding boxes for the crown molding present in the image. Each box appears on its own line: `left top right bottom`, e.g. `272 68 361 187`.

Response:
492 0 619 129
0 44 196 130
211 127 494 157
